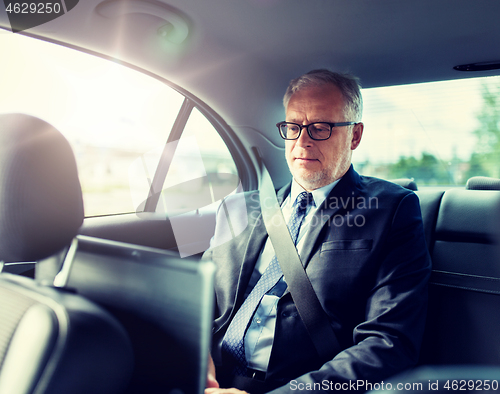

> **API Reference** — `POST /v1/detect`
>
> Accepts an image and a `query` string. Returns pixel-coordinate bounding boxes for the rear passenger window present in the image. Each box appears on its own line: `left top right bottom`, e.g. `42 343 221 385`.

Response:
1 33 238 217
354 76 500 188
157 108 239 214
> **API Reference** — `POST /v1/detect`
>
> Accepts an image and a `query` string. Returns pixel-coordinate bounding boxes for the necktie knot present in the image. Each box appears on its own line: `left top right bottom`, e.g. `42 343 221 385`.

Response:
295 191 313 212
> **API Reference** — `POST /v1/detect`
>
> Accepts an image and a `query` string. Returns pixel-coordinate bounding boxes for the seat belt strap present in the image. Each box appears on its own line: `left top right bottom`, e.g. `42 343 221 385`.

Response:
256 154 341 361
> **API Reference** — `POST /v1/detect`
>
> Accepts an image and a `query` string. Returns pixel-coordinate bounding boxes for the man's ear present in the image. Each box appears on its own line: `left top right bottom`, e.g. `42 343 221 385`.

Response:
351 122 364 150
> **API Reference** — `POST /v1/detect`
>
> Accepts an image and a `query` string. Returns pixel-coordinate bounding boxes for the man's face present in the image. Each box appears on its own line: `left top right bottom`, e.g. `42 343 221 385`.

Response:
285 84 363 191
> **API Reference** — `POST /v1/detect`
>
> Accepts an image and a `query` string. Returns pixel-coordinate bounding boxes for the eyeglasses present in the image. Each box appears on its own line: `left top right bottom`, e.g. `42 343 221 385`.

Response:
276 121 358 141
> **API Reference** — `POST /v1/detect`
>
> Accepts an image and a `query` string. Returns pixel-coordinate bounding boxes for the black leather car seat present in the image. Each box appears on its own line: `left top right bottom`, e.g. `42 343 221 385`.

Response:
390 177 418 191
0 114 84 264
0 113 133 394
417 186 500 366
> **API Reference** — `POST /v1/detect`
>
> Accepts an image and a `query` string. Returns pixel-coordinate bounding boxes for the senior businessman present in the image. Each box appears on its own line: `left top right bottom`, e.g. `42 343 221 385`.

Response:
204 69 431 394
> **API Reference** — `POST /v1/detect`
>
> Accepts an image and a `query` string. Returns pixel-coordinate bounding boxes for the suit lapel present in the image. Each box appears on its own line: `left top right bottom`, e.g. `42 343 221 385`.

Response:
276 182 291 205
232 192 269 308
300 166 361 268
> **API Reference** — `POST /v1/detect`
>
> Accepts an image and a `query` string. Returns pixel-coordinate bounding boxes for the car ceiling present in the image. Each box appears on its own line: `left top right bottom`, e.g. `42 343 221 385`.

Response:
1 0 500 152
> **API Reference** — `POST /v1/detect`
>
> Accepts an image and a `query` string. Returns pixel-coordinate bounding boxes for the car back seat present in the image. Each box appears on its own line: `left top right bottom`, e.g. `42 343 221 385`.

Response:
414 190 444 256
416 186 500 366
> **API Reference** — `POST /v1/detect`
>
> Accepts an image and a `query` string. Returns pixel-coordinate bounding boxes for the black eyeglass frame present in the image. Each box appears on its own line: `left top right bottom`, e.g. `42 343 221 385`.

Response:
276 121 358 140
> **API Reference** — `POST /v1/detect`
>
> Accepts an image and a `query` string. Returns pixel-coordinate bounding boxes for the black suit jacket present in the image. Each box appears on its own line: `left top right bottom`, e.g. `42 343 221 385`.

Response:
203 166 431 393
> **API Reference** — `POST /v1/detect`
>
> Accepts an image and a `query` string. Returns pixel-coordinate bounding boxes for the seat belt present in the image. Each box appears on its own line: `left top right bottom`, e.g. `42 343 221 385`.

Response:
255 151 341 361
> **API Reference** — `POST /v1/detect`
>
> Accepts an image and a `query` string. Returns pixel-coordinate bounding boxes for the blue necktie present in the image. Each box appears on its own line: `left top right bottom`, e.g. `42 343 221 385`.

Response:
221 191 313 375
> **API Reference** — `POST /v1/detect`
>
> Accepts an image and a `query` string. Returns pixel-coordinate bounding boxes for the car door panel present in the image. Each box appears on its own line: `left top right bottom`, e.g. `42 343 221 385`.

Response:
79 209 217 258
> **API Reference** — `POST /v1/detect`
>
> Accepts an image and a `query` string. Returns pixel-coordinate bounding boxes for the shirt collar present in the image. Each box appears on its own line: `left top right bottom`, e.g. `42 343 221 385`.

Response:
289 177 341 209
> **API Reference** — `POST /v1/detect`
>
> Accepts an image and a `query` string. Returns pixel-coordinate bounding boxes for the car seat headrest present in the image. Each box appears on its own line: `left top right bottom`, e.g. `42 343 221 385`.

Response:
466 176 500 190
389 178 418 191
0 114 84 263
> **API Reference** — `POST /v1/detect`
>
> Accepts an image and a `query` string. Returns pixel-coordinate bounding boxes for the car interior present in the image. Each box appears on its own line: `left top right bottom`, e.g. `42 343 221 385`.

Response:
1 0 500 393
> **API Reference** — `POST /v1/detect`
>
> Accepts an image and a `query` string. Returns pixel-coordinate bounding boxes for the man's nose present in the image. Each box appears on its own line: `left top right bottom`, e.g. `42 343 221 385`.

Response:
296 125 313 146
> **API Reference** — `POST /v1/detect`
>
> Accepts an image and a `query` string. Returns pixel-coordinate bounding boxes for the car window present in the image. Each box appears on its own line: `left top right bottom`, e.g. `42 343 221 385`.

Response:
0 33 238 217
354 76 500 188
157 107 239 214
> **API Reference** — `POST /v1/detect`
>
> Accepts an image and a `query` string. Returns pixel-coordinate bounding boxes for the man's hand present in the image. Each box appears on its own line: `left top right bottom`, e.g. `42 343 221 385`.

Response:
206 354 219 389
205 355 249 394
205 388 249 394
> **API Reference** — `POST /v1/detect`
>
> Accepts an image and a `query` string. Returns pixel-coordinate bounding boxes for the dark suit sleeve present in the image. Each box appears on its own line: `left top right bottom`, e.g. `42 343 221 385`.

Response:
268 192 432 393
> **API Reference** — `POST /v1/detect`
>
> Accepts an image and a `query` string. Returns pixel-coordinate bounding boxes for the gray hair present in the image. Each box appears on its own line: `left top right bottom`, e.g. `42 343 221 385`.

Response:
283 69 363 122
